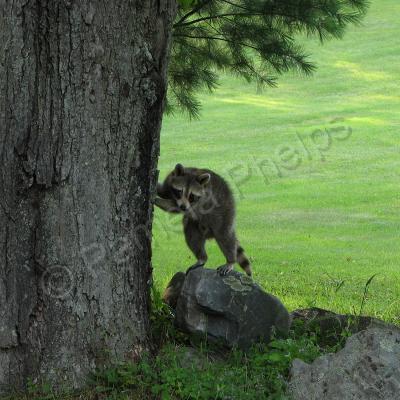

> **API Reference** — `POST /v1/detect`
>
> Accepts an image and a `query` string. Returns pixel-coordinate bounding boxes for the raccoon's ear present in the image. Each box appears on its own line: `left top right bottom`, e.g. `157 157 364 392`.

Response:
174 163 184 176
197 173 211 186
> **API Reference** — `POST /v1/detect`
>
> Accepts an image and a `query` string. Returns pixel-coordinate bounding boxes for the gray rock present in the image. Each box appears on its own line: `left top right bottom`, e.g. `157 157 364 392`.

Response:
291 307 399 348
289 327 400 400
174 268 291 349
163 272 186 309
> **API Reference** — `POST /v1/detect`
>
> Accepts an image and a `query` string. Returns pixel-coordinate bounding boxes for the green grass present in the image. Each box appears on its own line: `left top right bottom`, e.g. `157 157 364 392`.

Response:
153 0 400 324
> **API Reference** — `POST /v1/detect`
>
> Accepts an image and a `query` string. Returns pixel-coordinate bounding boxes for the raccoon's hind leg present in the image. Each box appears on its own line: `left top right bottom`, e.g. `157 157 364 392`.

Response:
215 231 237 276
184 219 208 274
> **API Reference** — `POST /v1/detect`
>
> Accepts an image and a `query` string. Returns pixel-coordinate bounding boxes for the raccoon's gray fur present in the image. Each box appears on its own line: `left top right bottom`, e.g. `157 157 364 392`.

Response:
156 163 251 276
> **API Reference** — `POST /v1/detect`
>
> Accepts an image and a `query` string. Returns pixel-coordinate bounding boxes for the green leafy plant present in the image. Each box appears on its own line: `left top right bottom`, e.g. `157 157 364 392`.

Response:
149 286 189 347
26 379 56 400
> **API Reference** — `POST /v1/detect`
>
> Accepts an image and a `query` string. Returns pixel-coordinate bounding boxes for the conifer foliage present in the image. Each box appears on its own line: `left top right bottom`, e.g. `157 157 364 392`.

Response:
171 0 369 117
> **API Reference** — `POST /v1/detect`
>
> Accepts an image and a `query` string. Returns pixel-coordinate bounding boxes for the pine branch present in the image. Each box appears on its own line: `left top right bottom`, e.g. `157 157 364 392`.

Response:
173 33 262 52
218 0 253 12
168 0 370 117
175 0 214 26
174 13 264 28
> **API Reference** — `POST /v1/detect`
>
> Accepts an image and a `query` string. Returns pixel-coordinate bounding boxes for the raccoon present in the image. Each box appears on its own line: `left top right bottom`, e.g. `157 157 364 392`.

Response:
155 163 251 276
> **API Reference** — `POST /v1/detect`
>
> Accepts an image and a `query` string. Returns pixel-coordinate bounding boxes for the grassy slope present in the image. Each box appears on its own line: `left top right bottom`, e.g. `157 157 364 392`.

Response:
153 0 400 323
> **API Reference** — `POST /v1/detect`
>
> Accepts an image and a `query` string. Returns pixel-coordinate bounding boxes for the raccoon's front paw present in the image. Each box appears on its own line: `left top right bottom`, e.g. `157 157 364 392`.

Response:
217 264 234 276
155 197 180 213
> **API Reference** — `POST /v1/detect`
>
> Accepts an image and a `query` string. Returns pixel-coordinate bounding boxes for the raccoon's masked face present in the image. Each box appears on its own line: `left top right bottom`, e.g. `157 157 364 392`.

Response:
170 164 210 212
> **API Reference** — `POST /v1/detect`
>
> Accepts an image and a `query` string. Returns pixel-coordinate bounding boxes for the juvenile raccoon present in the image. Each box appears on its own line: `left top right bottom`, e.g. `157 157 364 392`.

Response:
155 163 251 276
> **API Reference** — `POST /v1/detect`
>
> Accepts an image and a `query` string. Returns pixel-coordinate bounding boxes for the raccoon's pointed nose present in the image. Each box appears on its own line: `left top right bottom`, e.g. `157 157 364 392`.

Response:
180 205 187 211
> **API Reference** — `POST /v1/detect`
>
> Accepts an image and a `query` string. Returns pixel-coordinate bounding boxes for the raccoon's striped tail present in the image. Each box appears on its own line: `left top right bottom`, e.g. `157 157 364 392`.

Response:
237 244 252 276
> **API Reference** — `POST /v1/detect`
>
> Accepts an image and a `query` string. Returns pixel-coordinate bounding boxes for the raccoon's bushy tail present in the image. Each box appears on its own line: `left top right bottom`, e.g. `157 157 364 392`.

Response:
237 245 252 276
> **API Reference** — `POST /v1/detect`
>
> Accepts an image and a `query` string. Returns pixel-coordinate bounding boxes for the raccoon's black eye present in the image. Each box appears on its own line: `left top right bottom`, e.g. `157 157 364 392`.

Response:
172 188 182 197
189 193 200 203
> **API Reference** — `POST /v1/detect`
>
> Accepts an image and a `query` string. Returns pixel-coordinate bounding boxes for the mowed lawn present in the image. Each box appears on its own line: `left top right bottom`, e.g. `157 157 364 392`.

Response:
153 0 400 324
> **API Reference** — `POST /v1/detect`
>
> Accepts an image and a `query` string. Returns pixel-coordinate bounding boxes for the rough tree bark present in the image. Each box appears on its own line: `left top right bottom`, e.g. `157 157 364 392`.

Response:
0 0 177 392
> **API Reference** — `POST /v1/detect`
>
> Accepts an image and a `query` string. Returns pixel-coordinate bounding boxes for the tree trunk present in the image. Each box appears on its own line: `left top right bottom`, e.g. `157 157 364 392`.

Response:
0 0 176 392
